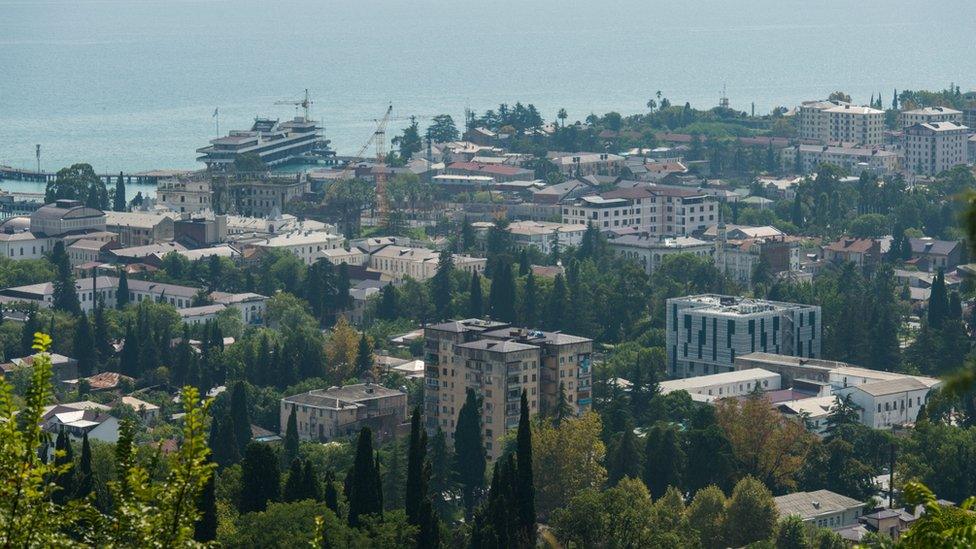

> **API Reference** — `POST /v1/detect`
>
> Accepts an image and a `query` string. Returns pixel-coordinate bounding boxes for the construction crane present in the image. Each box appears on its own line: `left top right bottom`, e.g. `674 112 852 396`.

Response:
275 88 313 120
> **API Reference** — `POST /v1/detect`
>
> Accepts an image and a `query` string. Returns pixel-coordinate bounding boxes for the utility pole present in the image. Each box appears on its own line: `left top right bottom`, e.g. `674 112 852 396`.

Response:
35 144 41 174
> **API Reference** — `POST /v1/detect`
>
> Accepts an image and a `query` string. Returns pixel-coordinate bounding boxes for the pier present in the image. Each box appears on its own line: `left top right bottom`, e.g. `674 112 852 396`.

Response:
0 166 191 186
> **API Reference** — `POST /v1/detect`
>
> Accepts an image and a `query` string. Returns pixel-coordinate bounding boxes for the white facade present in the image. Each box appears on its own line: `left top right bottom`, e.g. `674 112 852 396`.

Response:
900 106 962 129
787 144 899 176
562 188 718 236
836 378 938 429
368 246 486 282
904 121 969 176
607 234 712 275
658 368 780 403
157 177 213 214
666 295 821 378
798 100 884 145
0 231 50 260
251 231 344 265
507 220 586 255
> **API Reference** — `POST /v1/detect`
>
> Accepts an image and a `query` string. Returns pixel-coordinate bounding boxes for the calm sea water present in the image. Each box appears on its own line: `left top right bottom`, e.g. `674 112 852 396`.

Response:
2 0 975 183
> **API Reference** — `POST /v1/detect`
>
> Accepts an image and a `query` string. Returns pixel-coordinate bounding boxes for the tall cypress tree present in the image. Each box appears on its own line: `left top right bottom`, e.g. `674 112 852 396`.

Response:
378 284 398 320
488 263 516 322
51 241 80 314
230 381 251 455
239 442 280 513
209 414 240 467
428 427 454 519
323 469 339 514
453 388 486 519
92 298 112 366
73 313 97 377
20 305 40 356
515 390 536 546
282 406 299 468
521 272 538 327
119 321 141 379
607 427 642 486
75 432 93 499
194 457 218 542
302 460 322 502
544 274 568 331
114 172 126 212
382 439 405 511
468 271 484 319
928 268 948 328
116 269 129 309
53 427 74 504
355 334 373 377
282 458 305 502
346 427 383 527
432 249 454 320
643 424 685 499
405 407 427 524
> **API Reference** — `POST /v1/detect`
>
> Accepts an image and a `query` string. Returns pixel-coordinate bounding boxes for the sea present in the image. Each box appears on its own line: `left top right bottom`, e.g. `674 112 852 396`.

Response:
2 0 976 200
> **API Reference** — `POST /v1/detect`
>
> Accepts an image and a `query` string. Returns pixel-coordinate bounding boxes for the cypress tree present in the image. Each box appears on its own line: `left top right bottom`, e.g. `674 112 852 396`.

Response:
282 458 305 502
282 406 299 468
515 390 536 546
346 427 383 527
116 269 129 309
53 427 74 504
607 427 642 486
75 432 93 499
114 172 126 212
489 263 516 323
73 313 97 377
194 457 218 542
643 424 685 499
20 305 40 356
382 439 405 511
552 382 573 427
521 272 538 326
119 321 141 380
51 241 80 314
302 460 322 502
928 268 948 328
209 414 240 467
949 291 963 320
336 263 351 311
519 248 530 276
92 298 112 366
239 442 280 513
378 284 398 320
323 469 339 514
428 427 453 518
453 388 486 519
405 407 427 524
468 271 484 318
230 381 251 455
544 274 568 331
432 249 454 320
355 334 373 377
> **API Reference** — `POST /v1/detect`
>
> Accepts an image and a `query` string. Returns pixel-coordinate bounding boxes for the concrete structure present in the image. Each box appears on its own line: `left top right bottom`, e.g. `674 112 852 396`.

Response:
900 106 962 129
835 377 938 429
714 222 800 286
822 237 886 268
548 152 625 177
1 352 78 382
904 122 969 176
211 291 267 325
157 177 213 214
228 176 310 217
777 395 838 434
41 401 119 443
424 319 592 460
562 186 718 236
607 233 712 275
67 239 108 266
666 295 821 378
787 144 898 176
507 220 586 255
103 211 176 247
368 245 485 282
444 162 534 183
431 174 495 192
250 230 344 265
775 490 866 530
658 368 781 403
280 383 407 442
907 237 963 272
798 100 884 145
797 100 846 142
734 352 852 386
0 230 50 261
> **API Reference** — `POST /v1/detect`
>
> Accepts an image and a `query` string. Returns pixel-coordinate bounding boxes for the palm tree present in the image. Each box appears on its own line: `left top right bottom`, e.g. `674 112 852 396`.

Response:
557 108 568 128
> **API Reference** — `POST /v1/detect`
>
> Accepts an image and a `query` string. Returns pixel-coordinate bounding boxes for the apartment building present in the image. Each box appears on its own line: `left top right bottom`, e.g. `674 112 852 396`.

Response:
787 144 899 176
279 383 407 442
899 106 962 129
548 152 625 177
607 233 712 275
424 319 592 460
103 211 176 247
904 121 969 176
368 245 485 282
507 220 587 255
797 100 884 145
714 222 801 286
227 176 310 217
157 177 213 214
561 186 717 236
666 295 821 378
249 230 344 265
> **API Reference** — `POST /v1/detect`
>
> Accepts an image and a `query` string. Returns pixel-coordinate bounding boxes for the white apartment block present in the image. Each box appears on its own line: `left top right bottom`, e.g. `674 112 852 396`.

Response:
835 377 938 429
786 144 899 177
797 100 884 146
666 295 821 378
658 368 781 403
562 187 718 236
899 106 962 129
607 234 712 275
250 230 344 265
507 220 586 255
157 177 213 214
904 121 970 176
368 245 485 282
549 152 625 176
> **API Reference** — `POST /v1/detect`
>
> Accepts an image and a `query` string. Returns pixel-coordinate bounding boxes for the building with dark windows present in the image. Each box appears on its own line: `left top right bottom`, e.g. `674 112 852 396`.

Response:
665 295 821 378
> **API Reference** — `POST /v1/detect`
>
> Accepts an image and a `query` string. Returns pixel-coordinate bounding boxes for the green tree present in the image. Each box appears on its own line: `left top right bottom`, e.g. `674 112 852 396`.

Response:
928 268 948 328
117 269 130 309
488 263 516 322
282 406 299 469
427 428 454 519
607 427 642 486
724 476 778 547
230 381 251 456
233 152 267 173
73 313 97 377
516 390 536 545
520 272 538 327
346 427 383 527
688 486 728 549
283 458 306 502
426 114 459 143
405 407 427 525
113 172 126 212
53 427 75 504
355 333 373 376
92 299 112 366
382 440 405 511
544 274 568 331
75 431 94 500
45 163 101 204
453 388 486 519
642 423 684 499
302 460 322 502
194 457 218 542
209 414 240 467
775 515 810 549
377 284 399 321
394 117 423 160
468 271 484 318
239 442 280 513
51 241 80 314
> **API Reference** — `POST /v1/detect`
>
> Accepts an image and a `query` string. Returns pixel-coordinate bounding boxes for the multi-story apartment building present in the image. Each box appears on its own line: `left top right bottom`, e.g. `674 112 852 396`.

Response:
903 121 969 176
548 152 625 177
561 186 717 236
249 230 344 265
797 100 884 146
506 220 587 255
715 235 801 286
786 144 899 177
224 175 310 217
424 319 592 460
665 295 821 378
368 245 485 282
157 177 213 214
103 211 176 247
899 106 963 129
607 233 712 275
279 383 407 442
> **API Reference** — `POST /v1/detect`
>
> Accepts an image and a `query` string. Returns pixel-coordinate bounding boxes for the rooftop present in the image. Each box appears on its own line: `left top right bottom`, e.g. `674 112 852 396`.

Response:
456 339 540 353
854 377 931 396
659 368 778 393
673 294 816 316
774 490 864 520
282 383 404 409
